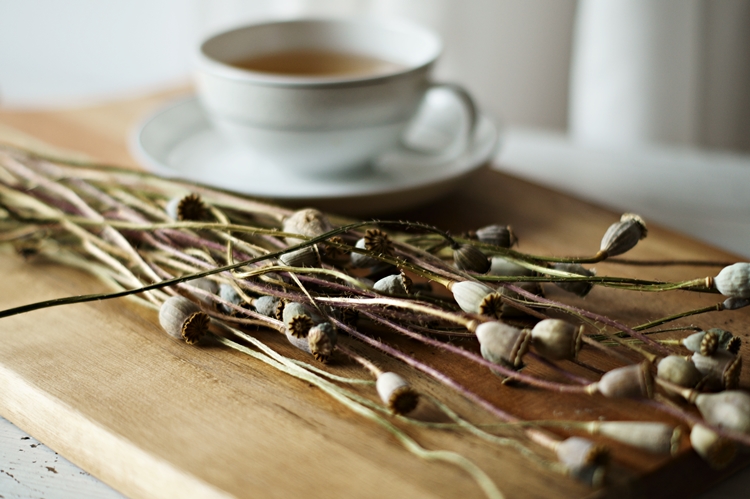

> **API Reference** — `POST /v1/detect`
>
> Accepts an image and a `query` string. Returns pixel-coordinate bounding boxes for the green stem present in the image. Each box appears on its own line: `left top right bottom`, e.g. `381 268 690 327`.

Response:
632 303 725 331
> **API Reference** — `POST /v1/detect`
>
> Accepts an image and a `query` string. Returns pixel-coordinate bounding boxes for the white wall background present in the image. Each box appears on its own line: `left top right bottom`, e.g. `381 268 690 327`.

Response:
3 0 750 152
0 0 575 130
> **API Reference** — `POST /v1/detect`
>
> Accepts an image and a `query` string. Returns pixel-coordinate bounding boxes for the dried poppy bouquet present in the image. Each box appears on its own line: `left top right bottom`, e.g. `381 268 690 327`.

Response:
1 145 749 498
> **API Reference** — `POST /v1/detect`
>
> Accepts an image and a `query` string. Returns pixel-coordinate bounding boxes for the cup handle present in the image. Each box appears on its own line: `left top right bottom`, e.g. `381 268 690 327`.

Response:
425 82 479 138
375 82 479 171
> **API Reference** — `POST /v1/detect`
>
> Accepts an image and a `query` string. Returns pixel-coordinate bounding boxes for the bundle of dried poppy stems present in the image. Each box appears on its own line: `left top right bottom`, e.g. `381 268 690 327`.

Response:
2 146 750 495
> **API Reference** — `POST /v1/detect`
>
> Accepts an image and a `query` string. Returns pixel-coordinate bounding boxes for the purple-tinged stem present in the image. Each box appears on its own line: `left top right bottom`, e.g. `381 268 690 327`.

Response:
332 317 562 451
503 283 672 356
357 310 591 394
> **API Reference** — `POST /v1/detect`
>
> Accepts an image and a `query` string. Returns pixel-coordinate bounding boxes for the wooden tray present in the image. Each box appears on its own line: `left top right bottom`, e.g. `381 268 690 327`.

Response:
1 92 749 498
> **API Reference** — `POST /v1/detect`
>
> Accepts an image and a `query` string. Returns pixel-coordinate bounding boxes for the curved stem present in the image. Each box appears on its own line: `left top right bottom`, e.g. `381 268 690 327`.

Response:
502 283 672 357
632 303 725 331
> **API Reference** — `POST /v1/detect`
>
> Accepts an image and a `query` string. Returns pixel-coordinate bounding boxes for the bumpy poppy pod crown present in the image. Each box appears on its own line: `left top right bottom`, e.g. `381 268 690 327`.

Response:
307 322 337 363
159 296 210 345
448 281 496 314
282 302 315 338
363 228 393 256
478 292 505 319
322 235 349 262
166 193 209 221
692 351 742 391
376 372 419 415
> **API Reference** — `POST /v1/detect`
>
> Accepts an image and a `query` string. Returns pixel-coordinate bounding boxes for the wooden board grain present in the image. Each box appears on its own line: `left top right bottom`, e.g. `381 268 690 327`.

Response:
1 91 749 499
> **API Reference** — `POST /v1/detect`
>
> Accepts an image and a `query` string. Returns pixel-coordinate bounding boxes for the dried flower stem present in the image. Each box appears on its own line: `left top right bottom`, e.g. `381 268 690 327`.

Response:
502 283 671 357
215 327 504 499
632 303 725 331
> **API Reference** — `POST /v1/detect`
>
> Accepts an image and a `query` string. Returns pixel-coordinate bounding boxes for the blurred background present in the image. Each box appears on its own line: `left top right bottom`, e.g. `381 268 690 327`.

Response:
1 0 749 257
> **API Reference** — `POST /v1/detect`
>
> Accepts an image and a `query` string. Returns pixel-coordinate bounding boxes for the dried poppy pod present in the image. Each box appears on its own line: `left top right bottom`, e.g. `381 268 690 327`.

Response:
448 281 496 314
321 235 349 263
694 391 750 434
158 296 210 345
656 355 702 388
373 273 412 295
282 208 332 245
692 351 742 391
530 319 583 361
218 283 244 315
586 421 680 454
723 296 750 310
707 328 740 353
254 295 283 320
682 330 717 356
453 244 491 274
285 331 312 354
184 277 220 307
726 336 742 355
598 213 647 258
282 302 315 338
376 372 419 415
683 329 738 355
307 322 337 363
551 263 596 297
474 224 517 248
364 228 394 255
690 424 736 469
166 193 209 221
590 362 653 399
279 245 321 267
475 321 531 368
350 238 380 268
556 437 609 472
478 292 505 319
488 256 534 277
714 262 750 298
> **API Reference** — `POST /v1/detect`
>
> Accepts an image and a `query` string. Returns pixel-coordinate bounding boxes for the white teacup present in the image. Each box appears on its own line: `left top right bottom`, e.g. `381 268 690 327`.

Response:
194 18 476 176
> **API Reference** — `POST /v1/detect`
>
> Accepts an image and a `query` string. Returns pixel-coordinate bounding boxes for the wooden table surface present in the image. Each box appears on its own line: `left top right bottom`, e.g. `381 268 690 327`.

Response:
1 89 749 499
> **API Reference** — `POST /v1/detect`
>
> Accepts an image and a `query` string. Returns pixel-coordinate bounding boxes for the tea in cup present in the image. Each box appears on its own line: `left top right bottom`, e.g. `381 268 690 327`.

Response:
194 18 476 176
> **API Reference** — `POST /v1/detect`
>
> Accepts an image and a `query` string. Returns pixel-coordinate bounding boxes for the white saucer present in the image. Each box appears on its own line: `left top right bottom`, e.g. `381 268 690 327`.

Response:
131 94 499 215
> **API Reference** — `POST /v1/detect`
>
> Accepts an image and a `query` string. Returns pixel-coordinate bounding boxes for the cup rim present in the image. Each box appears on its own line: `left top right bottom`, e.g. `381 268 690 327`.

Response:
196 17 442 88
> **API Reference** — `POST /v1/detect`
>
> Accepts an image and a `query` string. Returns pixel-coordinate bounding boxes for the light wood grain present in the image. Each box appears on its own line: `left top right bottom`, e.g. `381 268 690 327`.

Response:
1 90 749 499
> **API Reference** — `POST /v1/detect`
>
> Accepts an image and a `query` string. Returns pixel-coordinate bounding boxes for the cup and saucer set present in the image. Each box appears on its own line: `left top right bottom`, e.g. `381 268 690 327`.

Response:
131 19 499 216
